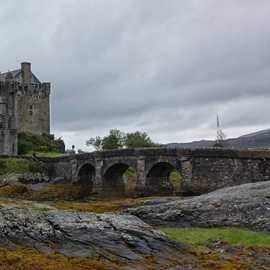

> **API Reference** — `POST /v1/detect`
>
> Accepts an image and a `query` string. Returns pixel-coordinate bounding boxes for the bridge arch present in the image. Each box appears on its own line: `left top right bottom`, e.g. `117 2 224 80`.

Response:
102 161 137 196
77 163 96 192
146 161 181 195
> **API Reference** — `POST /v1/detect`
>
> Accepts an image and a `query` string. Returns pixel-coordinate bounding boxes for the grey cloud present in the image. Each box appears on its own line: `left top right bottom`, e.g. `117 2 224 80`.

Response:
1 0 270 149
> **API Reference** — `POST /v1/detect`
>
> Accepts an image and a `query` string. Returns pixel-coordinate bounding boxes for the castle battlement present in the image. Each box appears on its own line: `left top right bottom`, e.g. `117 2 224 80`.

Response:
0 78 50 96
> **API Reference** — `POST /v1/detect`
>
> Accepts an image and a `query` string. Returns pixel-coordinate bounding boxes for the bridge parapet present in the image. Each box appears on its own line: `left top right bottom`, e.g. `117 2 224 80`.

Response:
40 148 270 196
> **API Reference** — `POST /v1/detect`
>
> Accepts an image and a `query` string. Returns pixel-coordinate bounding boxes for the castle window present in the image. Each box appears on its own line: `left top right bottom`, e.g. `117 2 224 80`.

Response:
29 105 33 116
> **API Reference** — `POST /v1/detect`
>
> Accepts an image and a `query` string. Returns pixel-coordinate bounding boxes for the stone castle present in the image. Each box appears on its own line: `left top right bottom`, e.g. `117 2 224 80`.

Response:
0 62 50 155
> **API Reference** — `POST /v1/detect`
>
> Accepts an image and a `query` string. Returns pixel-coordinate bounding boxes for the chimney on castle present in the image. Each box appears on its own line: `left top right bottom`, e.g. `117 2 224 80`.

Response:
21 62 31 83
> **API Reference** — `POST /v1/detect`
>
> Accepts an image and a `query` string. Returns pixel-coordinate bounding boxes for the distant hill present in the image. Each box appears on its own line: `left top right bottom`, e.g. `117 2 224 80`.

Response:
166 128 270 149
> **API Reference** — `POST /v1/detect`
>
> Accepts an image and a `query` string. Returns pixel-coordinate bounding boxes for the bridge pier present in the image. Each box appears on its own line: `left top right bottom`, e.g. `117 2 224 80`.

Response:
71 158 78 181
93 159 103 193
180 158 193 195
135 158 146 196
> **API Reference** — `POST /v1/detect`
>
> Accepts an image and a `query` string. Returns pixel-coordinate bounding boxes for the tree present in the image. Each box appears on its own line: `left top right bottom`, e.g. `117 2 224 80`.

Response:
102 129 125 150
124 131 156 148
86 136 102 151
86 129 157 151
86 129 125 150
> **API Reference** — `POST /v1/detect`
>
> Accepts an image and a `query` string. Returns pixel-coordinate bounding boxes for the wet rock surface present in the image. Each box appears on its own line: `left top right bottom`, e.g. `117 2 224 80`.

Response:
128 181 270 231
0 203 191 269
142 197 183 206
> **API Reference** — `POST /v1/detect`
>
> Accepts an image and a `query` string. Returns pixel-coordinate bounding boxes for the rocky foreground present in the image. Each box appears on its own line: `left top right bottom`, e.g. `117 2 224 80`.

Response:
128 181 270 231
0 203 194 269
0 181 270 269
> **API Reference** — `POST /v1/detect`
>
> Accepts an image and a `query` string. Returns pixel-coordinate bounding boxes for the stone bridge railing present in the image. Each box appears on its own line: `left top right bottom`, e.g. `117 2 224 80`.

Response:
40 148 270 196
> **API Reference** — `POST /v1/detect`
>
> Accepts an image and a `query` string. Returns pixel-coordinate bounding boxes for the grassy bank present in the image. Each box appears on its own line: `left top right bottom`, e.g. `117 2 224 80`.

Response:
0 158 41 175
161 227 270 247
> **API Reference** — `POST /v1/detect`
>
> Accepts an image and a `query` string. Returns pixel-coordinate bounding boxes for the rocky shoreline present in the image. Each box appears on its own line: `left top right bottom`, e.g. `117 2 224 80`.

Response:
127 181 270 231
0 180 269 269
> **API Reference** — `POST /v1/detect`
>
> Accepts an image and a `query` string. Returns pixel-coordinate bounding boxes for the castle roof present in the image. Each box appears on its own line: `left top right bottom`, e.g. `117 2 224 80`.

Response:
0 69 41 84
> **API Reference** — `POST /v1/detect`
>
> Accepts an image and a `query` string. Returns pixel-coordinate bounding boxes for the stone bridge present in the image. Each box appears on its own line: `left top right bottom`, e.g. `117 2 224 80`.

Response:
42 148 270 196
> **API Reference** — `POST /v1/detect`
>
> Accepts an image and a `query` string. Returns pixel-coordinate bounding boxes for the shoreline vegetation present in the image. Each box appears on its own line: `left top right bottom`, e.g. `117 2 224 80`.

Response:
161 227 270 247
0 158 42 175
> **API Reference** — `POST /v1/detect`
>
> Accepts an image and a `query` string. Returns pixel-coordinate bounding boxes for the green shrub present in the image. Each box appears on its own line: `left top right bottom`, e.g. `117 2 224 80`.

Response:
18 132 65 155
169 170 182 193
0 158 42 175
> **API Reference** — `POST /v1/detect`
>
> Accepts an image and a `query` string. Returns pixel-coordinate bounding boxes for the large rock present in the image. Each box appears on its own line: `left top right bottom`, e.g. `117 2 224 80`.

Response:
127 181 270 231
0 173 49 185
0 203 190 268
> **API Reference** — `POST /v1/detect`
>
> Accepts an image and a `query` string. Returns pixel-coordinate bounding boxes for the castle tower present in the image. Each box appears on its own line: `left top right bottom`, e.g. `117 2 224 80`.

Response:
0 62 51 155
15 62 51 135
0 80 18 155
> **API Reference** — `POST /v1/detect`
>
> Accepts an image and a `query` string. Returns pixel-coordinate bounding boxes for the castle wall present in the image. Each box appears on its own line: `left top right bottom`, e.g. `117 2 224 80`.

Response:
15 83 50 135
0 82 18 155
0 130 17 155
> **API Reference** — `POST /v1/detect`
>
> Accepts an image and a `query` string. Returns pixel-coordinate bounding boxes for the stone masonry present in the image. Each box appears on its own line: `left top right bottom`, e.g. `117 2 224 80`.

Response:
0 62 50 155
41 148 270 196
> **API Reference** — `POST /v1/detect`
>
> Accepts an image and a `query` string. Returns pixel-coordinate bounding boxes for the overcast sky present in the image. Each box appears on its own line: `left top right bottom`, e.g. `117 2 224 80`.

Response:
1 0 270 150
